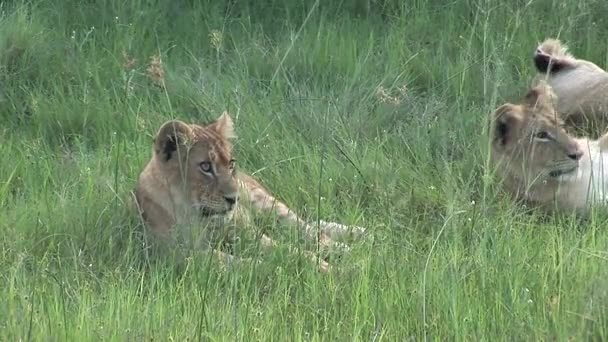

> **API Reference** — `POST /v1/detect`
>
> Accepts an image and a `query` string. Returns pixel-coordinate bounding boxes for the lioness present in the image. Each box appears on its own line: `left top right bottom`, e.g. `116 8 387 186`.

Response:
490 81 608 213
133 111 365 271
533 37 608 134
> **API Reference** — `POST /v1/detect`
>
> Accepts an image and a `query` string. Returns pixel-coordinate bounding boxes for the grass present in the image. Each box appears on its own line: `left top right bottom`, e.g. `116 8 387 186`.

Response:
1 0 608 340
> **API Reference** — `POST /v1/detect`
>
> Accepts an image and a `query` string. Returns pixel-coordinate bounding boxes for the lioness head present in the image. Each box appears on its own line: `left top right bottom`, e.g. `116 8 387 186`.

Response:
153 112 239 216
490 82 583 183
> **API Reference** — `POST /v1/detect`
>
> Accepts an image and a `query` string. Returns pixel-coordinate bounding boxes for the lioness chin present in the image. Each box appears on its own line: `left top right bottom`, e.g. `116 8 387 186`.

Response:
490 81 608 214
133 111 365 272
533 37 608 135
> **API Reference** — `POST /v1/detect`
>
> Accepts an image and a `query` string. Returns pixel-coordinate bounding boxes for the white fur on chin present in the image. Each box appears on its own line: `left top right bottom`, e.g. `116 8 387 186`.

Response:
556 138 608 211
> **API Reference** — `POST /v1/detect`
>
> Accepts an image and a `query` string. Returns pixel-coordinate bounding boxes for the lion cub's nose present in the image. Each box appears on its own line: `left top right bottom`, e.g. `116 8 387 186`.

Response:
224 195 238 205
568 151 583 161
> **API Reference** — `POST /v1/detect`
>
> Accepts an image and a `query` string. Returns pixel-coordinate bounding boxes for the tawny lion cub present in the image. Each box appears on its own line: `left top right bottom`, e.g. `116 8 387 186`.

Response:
533 38 608 134
490 81 608 214
133 111 365 272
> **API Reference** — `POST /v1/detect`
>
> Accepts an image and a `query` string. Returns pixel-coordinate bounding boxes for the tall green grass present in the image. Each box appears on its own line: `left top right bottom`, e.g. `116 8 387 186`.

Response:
1 0 608 340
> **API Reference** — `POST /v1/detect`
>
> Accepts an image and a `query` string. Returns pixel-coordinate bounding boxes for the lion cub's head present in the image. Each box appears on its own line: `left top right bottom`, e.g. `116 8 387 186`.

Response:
153 112 239 216
490 82 583 184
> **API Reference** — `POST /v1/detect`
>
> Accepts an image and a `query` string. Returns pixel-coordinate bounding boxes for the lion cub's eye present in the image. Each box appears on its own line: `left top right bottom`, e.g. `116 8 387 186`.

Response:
199 161 213 174
535 131 550 140
229 159 236 169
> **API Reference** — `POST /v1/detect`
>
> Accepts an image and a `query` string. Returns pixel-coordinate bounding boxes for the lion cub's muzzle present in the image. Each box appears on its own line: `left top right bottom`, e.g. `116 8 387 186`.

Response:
548 166 578 178
548 149 583 178
224 194 237 206
198 194 239 217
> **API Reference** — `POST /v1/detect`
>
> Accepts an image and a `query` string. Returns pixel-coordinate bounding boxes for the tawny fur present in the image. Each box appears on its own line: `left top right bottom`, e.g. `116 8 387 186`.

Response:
533 38 608 134
133 111 365 272
490 81 608 214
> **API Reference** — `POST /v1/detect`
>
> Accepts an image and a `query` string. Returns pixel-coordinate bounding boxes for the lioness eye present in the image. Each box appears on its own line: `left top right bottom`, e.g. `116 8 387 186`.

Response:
229 159 236 169
199 161 213 173
535 131 550 139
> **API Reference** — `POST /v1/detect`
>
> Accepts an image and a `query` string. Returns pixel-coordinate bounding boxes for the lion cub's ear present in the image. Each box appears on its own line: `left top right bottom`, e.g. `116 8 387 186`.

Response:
492 104 522 147
525 81 558 113
154 120 193 162
210 111 236 139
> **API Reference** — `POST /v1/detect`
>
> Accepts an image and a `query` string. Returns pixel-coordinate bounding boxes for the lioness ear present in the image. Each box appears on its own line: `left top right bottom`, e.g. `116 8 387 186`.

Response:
211 111 236 139
533 38 575 74
154 120 193 161
492 104 522 147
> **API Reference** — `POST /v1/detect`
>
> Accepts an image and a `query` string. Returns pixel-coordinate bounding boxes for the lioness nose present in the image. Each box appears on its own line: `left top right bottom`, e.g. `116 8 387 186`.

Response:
224 195 237 205
568 151 583 160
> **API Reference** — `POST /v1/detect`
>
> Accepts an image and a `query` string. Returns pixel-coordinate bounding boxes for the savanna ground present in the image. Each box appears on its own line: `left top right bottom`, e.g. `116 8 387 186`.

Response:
2 0 608 340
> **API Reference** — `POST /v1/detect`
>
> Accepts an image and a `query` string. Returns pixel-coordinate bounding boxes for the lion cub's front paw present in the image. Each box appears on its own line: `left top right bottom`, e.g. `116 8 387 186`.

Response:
302 250 332 273
215 250 261 271
317 221 368 255
319 260 331 273
319 220 367 239
346 224 367 238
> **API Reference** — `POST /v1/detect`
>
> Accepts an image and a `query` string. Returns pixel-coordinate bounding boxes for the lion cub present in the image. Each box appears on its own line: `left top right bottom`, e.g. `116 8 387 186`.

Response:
533 38 608 134
490 81 608 214
133 111 365 271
